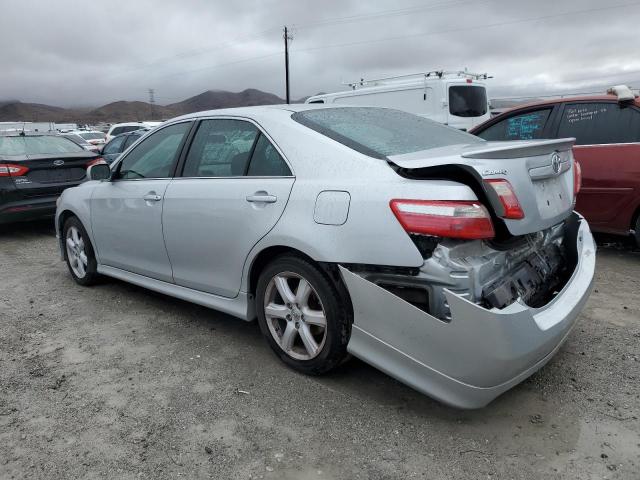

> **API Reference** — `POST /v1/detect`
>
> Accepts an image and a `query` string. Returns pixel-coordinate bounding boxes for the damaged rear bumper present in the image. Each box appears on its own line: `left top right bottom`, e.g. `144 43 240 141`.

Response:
340 215 595 409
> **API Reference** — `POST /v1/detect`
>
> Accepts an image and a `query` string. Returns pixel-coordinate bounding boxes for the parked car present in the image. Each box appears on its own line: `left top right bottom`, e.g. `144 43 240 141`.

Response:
106 121 161 142
61 132 101 153
55 106 594 408
100 129 147 164
471 87 640 246
306 70 492 131
0 132 104 224
72 130 106 146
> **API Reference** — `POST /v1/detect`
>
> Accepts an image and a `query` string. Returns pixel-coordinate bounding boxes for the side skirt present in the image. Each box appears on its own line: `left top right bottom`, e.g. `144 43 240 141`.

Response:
97 265 252 321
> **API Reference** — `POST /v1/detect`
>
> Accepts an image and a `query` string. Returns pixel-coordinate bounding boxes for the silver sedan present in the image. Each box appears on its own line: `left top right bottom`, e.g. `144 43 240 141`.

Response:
55 105 595 409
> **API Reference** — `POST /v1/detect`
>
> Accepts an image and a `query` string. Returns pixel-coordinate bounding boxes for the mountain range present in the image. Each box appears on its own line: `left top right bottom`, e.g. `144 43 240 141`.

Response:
0 89 295 124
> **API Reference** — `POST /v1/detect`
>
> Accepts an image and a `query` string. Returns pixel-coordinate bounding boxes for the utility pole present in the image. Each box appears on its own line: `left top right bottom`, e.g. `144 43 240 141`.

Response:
148 88 156 119
283 26 292 104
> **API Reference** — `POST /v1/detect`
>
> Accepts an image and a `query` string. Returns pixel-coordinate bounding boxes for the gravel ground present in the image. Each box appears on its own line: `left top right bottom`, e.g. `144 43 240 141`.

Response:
0 220 639 480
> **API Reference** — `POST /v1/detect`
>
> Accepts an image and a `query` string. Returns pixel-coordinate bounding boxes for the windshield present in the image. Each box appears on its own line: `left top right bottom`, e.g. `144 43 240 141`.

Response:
0 135 85 155
292 107 483 158
449 86 488 118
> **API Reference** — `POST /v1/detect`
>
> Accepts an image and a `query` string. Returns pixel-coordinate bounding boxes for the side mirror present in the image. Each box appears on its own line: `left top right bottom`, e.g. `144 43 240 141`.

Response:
88 163 111 181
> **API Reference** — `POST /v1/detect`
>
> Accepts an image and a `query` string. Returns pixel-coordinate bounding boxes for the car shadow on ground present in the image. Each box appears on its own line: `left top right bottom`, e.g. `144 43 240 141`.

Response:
0 218 56 239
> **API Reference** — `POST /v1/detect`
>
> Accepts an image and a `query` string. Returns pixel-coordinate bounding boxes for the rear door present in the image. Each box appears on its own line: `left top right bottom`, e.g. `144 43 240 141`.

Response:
91 121 192 282
552 101 640 232
162 118 294 297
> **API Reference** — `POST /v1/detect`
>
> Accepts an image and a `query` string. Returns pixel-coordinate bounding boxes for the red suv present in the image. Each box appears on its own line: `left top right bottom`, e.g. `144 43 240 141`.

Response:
471 92 640 246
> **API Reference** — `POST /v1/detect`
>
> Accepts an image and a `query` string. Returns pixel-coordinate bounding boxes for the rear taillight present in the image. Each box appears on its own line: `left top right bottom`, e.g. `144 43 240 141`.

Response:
484 179 525 220
389 199 495 240
0 163 29 177
573 160 582 198
86 157 107 168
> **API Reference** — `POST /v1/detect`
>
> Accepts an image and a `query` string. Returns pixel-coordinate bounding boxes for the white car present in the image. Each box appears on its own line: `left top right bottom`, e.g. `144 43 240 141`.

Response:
106 122 162 142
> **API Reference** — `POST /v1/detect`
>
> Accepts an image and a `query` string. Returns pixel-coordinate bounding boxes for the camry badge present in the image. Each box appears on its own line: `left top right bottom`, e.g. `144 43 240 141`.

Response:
53 159 65 167
550 152 561 174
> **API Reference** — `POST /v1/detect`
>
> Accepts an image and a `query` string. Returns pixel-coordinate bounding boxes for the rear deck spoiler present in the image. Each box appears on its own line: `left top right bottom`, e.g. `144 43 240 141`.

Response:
461 138 576 159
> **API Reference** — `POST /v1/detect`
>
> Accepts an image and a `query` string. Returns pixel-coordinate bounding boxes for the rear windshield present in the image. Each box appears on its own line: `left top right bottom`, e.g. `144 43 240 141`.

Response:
0 136 85 156
449 86 488 117
292 107 483 158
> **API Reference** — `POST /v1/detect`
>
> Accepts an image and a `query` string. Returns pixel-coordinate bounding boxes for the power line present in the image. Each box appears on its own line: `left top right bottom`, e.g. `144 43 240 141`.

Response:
294 1 640 53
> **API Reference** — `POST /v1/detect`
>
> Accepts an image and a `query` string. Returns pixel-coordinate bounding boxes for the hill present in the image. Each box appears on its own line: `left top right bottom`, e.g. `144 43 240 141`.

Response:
0 88 287 124
168 89 284 114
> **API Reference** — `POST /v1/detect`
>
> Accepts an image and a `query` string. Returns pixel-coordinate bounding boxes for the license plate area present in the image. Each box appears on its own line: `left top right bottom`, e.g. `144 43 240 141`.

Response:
532 176 571 218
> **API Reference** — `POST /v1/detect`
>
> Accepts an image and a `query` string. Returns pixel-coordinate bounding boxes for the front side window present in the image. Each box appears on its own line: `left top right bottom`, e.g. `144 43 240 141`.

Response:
102 135 127 155
293 107 483 159
449 86 488 117
116 122 190 179
557 102 640 145
182 119 258 177
477 108 552 141
247 134 291 176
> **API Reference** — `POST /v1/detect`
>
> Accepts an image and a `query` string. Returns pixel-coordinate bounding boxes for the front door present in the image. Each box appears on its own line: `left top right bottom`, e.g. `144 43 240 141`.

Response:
162 118 295 297
91 121 192 282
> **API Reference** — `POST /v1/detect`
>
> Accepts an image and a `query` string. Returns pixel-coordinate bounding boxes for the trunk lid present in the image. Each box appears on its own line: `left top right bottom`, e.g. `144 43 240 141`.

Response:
388 138 576 236
5 152 96 198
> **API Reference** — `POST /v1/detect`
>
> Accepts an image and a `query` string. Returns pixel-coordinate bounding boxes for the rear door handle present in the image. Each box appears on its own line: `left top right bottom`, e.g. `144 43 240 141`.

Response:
246 194 277 204
143 193 162 202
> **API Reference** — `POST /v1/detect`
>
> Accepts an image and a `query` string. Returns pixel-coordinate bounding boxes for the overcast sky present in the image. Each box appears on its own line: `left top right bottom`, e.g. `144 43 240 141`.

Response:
2 0 640 107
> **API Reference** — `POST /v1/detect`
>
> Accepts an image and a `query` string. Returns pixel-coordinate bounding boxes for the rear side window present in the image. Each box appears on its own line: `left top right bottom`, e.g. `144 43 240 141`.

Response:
111 126 140 136
557 102 640 145
449 86 488 117
117 122 190 179
247 135 291 176
293 107 483 158
182 119 258 177
477 108 552 141
0 136 84 155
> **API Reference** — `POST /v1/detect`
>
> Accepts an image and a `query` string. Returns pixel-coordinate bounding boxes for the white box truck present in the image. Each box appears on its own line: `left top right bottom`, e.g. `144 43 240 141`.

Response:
305 70 492 131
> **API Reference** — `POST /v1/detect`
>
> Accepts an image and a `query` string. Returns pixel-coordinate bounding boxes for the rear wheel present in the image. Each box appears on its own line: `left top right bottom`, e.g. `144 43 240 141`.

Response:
63 216 99 286
256 255 351 375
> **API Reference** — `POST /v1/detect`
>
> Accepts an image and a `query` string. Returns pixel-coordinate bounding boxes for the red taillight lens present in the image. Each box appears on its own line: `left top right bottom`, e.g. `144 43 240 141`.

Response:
484 179 525 220
389 199 495 240
86 157 107 168
573 160 582 197
0 163 29 177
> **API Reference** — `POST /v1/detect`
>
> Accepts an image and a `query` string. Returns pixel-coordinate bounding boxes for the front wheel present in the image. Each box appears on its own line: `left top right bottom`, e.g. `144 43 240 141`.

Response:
256 255 351 375
63 216 100 286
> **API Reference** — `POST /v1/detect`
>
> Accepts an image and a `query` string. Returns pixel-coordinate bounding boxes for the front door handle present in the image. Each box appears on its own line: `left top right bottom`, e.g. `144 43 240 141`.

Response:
143 193 162 202
246 193 277 204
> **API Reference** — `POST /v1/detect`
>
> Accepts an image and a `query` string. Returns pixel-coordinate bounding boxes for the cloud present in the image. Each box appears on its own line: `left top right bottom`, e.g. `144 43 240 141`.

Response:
0 0 638 106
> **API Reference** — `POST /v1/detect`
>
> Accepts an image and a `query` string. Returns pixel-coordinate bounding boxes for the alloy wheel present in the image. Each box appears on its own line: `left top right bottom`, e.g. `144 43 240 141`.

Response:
263 272 328 360
66 226 88 279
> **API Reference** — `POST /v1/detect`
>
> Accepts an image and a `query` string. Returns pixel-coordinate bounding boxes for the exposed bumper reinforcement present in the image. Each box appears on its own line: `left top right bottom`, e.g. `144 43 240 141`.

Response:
340 216 595 409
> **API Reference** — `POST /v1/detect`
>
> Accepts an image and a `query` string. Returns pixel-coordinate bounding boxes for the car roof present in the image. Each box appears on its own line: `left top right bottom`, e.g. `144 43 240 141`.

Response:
168 103 387 122
498 94 640 112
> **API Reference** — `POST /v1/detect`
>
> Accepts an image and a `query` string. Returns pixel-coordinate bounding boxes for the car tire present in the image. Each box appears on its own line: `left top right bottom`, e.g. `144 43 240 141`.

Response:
256 254 351 375
63 216 100 286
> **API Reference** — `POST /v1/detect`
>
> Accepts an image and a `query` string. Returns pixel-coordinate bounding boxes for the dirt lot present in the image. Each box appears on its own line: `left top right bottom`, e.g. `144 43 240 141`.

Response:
0 220 638 480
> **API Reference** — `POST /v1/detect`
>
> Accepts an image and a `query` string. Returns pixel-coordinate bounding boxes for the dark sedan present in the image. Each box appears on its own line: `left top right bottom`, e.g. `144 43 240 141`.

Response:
0 132 103 224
